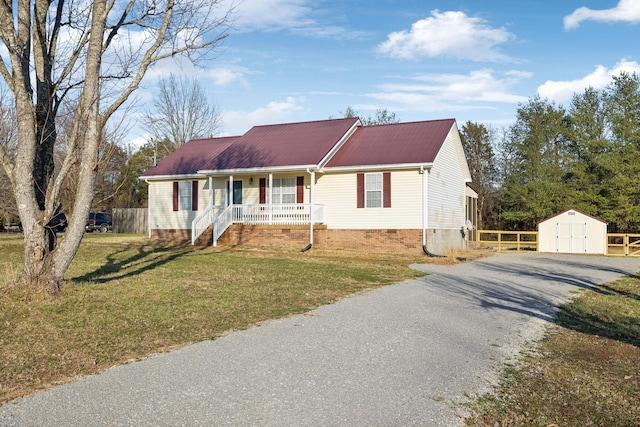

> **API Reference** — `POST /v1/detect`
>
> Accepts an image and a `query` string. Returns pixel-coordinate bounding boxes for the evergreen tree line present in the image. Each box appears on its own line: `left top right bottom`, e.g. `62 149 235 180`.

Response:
461 71 640 233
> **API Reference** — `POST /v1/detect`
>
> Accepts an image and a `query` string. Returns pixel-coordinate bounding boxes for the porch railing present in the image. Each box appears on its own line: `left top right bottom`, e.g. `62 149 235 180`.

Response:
191 205 225 244
232 203 324 225
198 203 325 246
212 205 234 246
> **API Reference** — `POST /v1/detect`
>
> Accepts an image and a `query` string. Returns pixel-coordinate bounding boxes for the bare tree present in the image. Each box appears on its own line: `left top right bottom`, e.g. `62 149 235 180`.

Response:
0 0 232 296
143 74 222 155
337 106 400 125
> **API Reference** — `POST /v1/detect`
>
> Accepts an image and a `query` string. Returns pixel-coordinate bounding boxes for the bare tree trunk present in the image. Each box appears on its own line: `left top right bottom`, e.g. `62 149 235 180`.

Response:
16 0 106 294
0 0 232 297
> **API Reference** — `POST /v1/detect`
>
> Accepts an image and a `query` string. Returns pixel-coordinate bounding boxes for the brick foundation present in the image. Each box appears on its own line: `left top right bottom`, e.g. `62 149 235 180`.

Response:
218 224 326 250
151 226 462 255
323 229 424 254
151 228 213 246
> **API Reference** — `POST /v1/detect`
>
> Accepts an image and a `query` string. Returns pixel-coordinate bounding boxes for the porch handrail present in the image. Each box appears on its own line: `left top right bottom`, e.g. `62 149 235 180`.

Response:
192 204 214 245
191 205 225 245
212 205 234 247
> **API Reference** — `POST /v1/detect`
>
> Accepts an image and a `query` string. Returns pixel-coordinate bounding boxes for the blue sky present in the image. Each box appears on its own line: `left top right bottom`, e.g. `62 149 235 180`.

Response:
128 0 640 145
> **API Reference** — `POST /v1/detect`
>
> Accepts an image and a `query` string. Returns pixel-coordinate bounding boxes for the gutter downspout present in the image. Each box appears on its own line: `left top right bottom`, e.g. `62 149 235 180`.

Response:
145 179 151 239
421 166 428 248
421 166 444 258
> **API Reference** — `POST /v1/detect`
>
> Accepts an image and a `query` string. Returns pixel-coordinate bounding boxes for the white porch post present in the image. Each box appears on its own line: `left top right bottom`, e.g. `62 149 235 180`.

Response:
309 170 315 245
228 175 233 207
268 173 273 225
209 176 214 207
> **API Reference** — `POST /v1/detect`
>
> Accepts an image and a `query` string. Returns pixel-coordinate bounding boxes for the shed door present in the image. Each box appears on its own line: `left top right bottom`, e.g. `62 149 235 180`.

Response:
556 222 587 253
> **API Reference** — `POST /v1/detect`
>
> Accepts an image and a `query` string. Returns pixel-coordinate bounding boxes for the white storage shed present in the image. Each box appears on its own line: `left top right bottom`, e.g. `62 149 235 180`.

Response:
538 209 607 254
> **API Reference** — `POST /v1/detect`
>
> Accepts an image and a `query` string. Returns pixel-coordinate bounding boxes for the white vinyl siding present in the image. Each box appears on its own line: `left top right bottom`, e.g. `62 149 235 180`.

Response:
427 130 468 230
316 170 422 229
210 178 229 206
149 179 207 230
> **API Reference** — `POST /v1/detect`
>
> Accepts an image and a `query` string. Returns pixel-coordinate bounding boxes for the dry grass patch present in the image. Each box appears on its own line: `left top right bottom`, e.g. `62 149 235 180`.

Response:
0 233 427 404
466 274 640 427
234 245 493 266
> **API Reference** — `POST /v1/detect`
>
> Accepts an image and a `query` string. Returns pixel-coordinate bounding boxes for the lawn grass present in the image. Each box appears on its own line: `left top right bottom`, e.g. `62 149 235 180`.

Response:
0 233 429 404
465 273 640 427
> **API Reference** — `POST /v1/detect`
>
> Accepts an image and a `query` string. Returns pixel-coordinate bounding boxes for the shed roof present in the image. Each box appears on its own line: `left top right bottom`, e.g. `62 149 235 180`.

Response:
325 119 455 168
538 209 608 225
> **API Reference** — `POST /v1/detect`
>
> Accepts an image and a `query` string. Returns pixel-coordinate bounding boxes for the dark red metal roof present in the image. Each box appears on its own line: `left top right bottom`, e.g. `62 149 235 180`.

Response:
141 118 455 177
141 136 239 177
142 118 360 176
325 119 455 168
204 117 360 170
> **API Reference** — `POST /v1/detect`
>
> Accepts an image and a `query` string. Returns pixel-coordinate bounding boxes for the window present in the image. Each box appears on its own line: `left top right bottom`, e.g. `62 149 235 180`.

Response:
179 181 192 210
357 172 391 209
173 181 198 211
272 178 296 204
365 173 382 208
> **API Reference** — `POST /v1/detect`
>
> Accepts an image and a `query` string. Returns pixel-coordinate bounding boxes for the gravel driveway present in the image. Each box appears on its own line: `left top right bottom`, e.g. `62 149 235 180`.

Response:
1 253 638 426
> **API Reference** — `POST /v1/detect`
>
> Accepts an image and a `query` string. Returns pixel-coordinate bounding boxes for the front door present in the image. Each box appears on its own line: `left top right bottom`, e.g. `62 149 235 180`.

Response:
233 180 243 204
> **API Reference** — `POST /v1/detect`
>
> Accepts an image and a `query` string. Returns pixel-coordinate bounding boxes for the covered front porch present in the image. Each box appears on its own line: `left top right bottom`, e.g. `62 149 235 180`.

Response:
191 171 323 246
192 203 325 246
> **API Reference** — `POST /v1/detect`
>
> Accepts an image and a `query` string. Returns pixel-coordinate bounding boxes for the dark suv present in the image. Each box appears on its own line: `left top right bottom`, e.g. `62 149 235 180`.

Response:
85 212 112 233
18 212 67 233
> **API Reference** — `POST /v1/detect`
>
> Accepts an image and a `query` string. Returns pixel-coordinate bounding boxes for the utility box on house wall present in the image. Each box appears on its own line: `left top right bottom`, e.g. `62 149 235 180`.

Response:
538 209 607 255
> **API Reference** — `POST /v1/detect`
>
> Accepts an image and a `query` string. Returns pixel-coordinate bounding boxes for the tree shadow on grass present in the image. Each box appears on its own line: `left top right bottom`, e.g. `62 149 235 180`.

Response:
475 258 640 347
417 254 640 348
70 241 205 284
556 283 640 348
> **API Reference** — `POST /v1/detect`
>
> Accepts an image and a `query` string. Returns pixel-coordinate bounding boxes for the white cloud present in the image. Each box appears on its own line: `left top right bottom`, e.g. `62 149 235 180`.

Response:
207 67 250 86
376 10 515 62
126 133 152 150
221 96 305 135
367 69 530 113
232 0 368 39
537 59 640 103
234 0 314 31
564 0 640 30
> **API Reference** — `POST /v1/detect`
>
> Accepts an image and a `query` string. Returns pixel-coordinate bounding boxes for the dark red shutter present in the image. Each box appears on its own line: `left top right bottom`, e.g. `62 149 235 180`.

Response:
383 172 391 208
357 173 364 208
259 178 266 204
173 182 179 211
296 176 304 203
192 180 198 211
